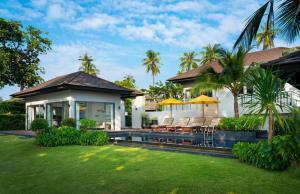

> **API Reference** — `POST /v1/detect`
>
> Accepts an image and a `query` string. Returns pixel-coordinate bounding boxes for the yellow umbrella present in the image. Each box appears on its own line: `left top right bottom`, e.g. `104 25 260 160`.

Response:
186 95 219 119
159 98 183 118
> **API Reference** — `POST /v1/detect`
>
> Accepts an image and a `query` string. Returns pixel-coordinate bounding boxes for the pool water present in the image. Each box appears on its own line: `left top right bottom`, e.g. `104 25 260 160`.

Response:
110 135 237 149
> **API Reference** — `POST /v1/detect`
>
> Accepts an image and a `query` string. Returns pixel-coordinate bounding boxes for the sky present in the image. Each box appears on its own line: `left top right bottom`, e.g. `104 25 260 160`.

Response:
0 0 298 99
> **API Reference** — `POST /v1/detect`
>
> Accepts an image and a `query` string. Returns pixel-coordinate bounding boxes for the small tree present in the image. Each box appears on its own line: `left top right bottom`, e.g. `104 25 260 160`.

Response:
179 51 200 73
79 53 99 76
244 68 291 144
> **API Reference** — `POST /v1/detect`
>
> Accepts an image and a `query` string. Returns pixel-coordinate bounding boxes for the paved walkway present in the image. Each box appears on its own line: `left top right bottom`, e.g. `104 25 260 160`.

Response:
0 130 36 137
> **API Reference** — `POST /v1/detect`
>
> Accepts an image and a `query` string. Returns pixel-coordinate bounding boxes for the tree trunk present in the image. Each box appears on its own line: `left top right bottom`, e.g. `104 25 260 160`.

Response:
268 109 273 144
152 75 155 86
233 93 239 118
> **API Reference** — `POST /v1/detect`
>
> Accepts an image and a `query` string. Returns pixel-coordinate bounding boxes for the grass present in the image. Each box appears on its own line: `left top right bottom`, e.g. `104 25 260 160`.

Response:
0 135 299 194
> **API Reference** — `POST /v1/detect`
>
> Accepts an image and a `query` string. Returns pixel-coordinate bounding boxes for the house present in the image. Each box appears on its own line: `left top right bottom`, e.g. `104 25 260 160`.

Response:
146 47 300 127
11 71 143 130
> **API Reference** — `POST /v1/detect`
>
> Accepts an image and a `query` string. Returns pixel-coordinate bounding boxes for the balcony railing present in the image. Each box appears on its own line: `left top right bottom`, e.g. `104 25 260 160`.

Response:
239 91 299 107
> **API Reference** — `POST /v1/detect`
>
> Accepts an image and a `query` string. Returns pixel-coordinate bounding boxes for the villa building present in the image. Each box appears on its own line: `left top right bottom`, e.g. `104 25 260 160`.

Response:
11 71 143 130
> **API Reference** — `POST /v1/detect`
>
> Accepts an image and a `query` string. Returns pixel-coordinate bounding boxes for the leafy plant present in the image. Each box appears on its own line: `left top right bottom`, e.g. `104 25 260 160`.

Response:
179 51 200 73
79 53 99 76
31 118 48 132
79 131 108 146
218 116 263 131
141 113 150 128
80 119 97 130
61 118 76 128
142 50 161 86
233 141 289 170
0 114 25 130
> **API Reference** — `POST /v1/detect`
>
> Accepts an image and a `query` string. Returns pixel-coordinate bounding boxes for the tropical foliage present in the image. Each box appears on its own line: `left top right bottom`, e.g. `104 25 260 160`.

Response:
244 68 290 144
199 44 223 65
61 118 76 128
179 51 200 73
79 119 97 130
115 75 136 89
218 116 263 131
30 118 48 132
144 81 183 102
0 114 25 130
256 24 279 49
195 46 250 117
0 17 51 90
234 0 300 48
142 50 161 86
79 53 99 76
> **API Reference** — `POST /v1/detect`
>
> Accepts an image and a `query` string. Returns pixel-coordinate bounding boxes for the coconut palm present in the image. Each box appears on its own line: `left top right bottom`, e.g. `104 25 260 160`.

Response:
142 50 161 86
234 0 300 49
256 24 279 50
194 46 250 118
79 53 99 76
199 44 223 65
244 68 291 144
179 51 200 73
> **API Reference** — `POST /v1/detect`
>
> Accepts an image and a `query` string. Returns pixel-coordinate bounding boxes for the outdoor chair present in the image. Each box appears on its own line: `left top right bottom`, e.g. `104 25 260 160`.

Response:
152 117 174 132
200 118 213 133
181 117 205 133
205 118 220 134
166 117 190 132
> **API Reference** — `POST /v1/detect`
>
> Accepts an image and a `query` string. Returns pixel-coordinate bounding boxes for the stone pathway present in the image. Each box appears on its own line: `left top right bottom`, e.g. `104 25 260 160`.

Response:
0 130 36 137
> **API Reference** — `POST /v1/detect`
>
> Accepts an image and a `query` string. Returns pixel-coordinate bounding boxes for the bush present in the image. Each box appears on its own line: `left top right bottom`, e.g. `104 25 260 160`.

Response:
36 126 108 147
31 118 48 132
61 118 76 128
0 99 25 114
233 141 289 170
79 131 108 146
218 116 263 131
80 119 97 130
0 114 25 130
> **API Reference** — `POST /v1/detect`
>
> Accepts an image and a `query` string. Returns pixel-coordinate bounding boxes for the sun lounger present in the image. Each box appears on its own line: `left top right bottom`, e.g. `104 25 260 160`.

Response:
181 117 205 133
166 117 190 132
151 117 174 132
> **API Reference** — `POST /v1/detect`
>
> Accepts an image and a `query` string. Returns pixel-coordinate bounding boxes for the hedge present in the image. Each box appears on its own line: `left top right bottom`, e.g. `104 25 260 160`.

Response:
218 116 263 131
0 114 25 130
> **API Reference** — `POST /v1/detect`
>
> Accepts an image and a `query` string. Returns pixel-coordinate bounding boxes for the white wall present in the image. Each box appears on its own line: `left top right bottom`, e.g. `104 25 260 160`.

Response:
132 96 145 129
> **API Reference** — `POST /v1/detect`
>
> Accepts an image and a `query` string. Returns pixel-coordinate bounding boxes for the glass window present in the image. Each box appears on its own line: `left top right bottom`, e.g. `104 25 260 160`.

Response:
76 102 115 130
46 102 69 127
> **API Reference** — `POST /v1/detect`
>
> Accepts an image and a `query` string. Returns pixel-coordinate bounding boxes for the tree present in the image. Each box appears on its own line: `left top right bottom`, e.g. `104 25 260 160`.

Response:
199 44 223 65
115 75 136 89
234 0 300 49
256 23 279 50
194 46 250 118
0 18 51 90
244 68 290 144
179 51 200 73
79 53 99 76
145 81 183 102
142 50 161 86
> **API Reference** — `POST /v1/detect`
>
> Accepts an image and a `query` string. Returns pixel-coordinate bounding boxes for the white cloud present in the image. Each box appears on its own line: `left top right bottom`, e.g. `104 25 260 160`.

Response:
70 13 121 30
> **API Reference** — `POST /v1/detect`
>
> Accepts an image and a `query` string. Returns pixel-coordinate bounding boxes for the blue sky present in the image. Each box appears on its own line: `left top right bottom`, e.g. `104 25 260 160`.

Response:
0 0 297 99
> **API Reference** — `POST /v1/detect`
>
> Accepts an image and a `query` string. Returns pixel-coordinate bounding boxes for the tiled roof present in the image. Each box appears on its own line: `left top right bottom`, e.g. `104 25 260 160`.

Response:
12 71 134 98
168 47 287 82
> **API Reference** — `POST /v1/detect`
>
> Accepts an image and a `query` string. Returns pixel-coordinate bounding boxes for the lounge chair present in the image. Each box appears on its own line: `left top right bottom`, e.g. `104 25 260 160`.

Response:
205 118 220 134
181 117 205 133
200 118 213 133
151 117 174 132
166 117 190 132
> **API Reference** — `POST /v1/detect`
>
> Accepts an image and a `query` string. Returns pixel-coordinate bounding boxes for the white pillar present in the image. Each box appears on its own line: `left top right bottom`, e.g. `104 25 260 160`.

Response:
69 99 75 119
132 96 145 129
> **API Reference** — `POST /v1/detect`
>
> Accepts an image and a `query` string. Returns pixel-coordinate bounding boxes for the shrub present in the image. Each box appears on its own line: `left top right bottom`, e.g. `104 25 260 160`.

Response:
233 141 289 170
80 119 97 130
61 118 76 128
273 135 300 165
0 114 25 130
31 118 48 132
36 126 108 147
218 116 263 131
0 99 25 114
79 131 108 146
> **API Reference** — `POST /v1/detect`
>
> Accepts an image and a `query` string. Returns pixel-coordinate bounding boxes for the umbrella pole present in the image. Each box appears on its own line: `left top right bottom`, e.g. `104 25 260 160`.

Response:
170 104 172 118
202 104 204 120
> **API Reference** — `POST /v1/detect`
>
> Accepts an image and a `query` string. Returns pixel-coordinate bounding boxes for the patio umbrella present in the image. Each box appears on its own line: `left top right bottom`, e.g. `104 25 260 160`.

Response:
158 98 183 118
186 95 219 119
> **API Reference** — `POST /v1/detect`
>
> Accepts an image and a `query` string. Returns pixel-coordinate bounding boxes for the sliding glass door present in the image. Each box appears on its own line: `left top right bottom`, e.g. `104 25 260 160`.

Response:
76 102 115 130
46 102 69 127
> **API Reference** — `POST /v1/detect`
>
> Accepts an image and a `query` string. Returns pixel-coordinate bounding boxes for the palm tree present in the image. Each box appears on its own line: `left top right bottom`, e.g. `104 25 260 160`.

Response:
244 68 290 144
234 0 300 49
194 46 250 118
199 44 223 65
79 53 99 76
179 52 200 73
256 24 279 50
142 50 161 86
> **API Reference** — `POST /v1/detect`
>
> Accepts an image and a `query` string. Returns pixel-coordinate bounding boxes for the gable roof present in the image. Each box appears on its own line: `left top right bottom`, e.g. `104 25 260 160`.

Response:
11 71 137 98
168 47 287 82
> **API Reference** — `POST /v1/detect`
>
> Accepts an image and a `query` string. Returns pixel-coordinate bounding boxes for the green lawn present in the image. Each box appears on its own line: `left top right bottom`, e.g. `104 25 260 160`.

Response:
0 135 299 194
